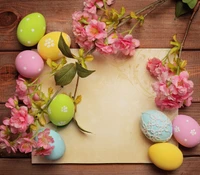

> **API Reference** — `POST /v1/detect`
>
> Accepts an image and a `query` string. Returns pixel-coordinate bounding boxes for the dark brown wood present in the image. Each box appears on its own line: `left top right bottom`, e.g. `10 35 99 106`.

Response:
0 0 200 174
0 51 199 103
0 157 200 175
0 0 200 50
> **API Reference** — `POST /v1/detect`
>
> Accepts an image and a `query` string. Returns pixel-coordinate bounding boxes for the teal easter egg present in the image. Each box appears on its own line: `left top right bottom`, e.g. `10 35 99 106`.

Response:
17 12 46 46
45 129 66 160
140 110 172 142
48 94 75 126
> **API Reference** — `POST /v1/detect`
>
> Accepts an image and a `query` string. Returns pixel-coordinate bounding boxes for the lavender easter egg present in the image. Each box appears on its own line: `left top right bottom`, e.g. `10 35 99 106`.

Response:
15 50 44 78
140 110 172 142
173 115 200 148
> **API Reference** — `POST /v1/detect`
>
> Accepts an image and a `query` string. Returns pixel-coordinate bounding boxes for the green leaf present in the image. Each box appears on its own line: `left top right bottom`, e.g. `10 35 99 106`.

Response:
73 118 92 134
182 0 192 3
54 63 76 86
76 62 95 78
187 0 197 9
175 0 191 17
58 32 74 58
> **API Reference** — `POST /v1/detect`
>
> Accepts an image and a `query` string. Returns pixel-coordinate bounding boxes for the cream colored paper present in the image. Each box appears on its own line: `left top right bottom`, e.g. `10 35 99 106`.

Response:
32 49 178 164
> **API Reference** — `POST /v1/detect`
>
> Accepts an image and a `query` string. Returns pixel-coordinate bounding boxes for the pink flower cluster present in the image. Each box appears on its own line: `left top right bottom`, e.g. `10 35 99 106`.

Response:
0 76 54 155
72 0 140 56
146 57 194 110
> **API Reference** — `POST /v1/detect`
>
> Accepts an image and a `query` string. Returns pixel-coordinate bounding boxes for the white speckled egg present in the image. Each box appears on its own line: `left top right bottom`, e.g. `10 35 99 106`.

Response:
140 110 172 142
45 129 66 160
15 50 44 78
172 115 200 148
17 12 46 46
37 31 71 61
48 94 75 126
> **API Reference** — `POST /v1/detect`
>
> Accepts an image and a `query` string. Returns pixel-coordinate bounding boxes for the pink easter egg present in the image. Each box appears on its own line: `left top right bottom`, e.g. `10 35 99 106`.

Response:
173 115 200 148
15 50 44 78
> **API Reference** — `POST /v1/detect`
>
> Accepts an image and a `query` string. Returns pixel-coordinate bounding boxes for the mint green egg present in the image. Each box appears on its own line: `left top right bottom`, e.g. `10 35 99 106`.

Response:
48 94 75 126
17 12 46 46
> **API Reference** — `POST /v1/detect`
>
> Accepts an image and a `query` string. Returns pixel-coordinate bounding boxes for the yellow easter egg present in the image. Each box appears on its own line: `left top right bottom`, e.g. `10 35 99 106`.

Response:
37 31 71 60
148 143 183 171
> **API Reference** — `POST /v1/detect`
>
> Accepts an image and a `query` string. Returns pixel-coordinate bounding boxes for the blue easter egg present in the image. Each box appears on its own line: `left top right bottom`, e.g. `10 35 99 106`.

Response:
45 129 66 160
140 110 172 142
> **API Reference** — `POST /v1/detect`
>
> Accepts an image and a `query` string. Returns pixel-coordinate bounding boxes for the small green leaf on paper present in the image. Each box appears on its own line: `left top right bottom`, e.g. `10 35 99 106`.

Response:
175 0 191 17
58 32 74 58
73 118 92 134
54 63 76 86
76 62 95 78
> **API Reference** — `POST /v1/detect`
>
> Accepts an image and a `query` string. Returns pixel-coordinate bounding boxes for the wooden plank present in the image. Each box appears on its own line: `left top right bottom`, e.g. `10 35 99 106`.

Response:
1 102 200 158
0 50 199 103
0 157 200 175
0 52 17 103
0 0 200 50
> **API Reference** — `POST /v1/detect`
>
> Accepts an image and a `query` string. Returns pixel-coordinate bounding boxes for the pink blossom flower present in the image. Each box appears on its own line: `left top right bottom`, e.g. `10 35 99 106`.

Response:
106 0 115 5
152 71 194 110
72 11 97 25
9 106 34 133
95 39 115 54
146 57 169 78
22 96 32 108
0 138 17 153
32 146 54 156
5 96 18 109
32 128 54 156
72 11 97 50
85 19 107 41
15 76 28 100
83 0 103 14
17 136 37 154
0 125 10 139
114 34 140 56
95 34 118 54
37 128 54 149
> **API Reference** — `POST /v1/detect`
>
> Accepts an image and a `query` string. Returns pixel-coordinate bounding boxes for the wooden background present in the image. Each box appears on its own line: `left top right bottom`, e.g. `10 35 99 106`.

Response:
0 0 200 174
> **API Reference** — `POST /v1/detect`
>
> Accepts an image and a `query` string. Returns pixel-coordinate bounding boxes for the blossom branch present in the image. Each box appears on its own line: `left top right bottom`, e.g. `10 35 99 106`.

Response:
179 1 200 58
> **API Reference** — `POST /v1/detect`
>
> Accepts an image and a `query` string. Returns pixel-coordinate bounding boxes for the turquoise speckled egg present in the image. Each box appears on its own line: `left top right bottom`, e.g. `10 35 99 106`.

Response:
45 129 66 160
17 12 46 46
140 110 172 142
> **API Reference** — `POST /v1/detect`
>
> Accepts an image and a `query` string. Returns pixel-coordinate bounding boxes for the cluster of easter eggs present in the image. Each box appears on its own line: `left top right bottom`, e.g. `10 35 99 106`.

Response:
140 110 200 171
16 12 75 160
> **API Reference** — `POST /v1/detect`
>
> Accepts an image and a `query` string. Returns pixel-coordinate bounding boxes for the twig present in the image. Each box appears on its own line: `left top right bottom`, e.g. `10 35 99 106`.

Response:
135 0 168 15
179 1 200 58
42 86 63 110
73 76 80 100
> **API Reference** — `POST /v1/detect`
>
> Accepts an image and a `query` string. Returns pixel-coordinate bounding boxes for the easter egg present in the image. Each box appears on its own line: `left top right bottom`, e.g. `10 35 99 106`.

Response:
37 31 71 61
17 12 46 46
48 94 75 126
140 110 172 142
45 129 66 160
172 115 200 148
148 143 183 171
15 50 44 78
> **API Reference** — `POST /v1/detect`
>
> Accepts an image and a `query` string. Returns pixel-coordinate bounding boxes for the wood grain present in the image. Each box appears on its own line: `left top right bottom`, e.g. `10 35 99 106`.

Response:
0 51 199 103
0 0 200 174
0 0 200 50
0 157 200 175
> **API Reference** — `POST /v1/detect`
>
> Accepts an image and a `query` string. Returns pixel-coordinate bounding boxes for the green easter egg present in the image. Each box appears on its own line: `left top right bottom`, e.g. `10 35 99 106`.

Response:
17 12 46 46
48 94 75 126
